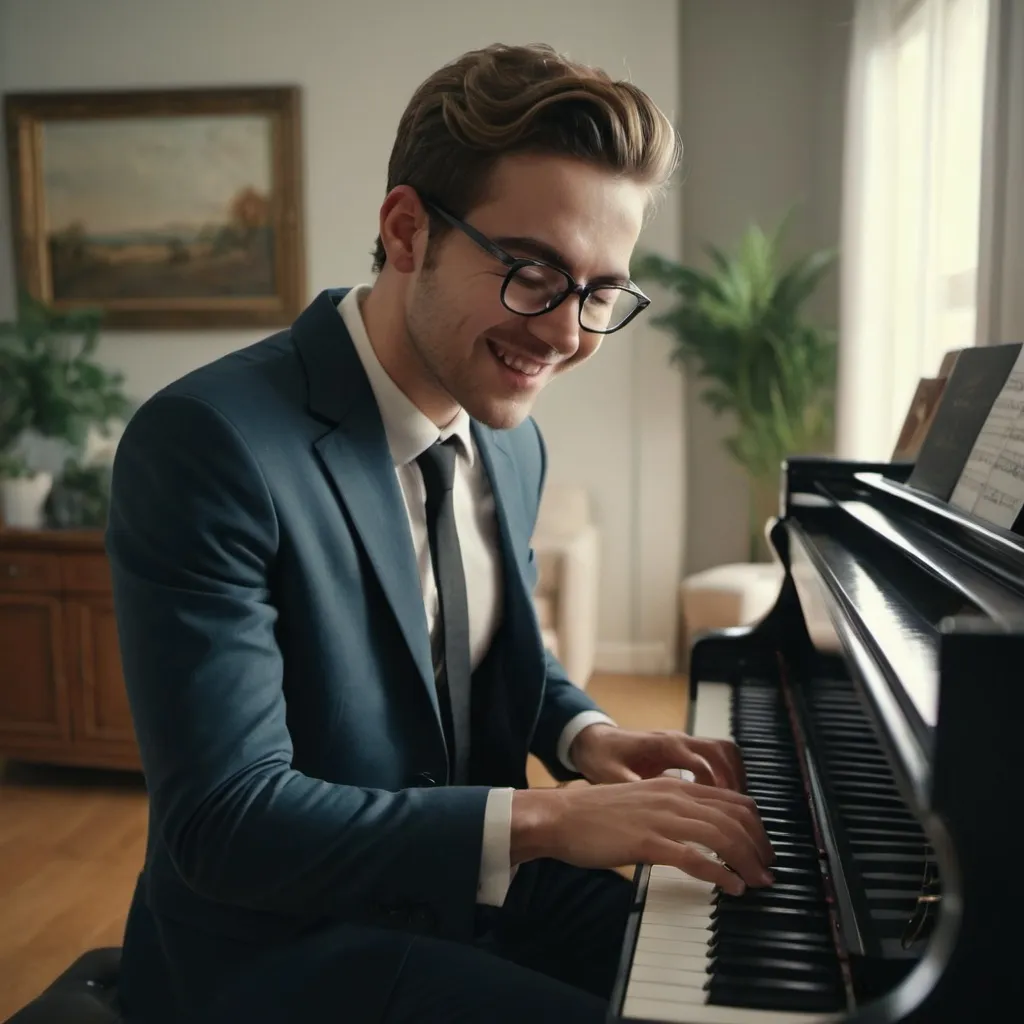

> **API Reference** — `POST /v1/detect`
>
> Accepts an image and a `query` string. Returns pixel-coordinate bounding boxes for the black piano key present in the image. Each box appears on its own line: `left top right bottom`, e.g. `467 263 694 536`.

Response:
760 865 821 883
705 975 846 1014
845 825 928 841
706 955 842 983
719 881 821 898
764 854 819 871
860 870 929 885
711 902 828 923
852 850 929 865
764 839 818 853
759 817 814 835
710 928 835 950
716 890 824 910
709 934 837 959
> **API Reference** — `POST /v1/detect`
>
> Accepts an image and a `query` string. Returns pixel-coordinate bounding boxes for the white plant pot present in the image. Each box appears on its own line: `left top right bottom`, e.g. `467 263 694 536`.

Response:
0 472 53 529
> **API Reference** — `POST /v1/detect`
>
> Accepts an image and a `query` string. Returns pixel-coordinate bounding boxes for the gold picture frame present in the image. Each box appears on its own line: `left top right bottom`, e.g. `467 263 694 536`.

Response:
4 86 305 329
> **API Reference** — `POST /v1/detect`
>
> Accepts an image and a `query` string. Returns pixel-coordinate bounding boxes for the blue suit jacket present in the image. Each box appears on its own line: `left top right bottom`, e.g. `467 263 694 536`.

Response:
106 288 604 1018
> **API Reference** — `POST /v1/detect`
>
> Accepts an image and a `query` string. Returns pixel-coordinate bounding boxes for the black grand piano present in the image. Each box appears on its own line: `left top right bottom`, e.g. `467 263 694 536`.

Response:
609 456 1024 1023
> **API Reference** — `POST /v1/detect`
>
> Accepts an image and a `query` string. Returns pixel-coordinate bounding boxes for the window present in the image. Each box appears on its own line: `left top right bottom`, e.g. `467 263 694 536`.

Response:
838 0 992 459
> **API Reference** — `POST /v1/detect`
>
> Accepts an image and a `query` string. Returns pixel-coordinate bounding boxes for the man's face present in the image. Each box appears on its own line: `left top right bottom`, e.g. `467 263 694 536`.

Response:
401 154 648 430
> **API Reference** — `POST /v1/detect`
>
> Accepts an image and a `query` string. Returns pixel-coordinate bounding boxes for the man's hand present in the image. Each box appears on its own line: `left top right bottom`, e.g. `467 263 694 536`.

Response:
510 777 774 896
569 723 746 792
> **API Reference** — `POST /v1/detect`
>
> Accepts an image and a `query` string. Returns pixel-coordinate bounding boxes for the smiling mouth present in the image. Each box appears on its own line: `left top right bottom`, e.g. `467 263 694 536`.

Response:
487 339 554 378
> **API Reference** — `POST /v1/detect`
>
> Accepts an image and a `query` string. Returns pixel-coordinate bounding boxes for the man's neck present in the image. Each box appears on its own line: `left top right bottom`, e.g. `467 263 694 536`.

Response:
359 280 461 429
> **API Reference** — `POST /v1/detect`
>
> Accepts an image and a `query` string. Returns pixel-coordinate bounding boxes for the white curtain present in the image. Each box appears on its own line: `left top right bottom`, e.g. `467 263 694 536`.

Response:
978 0 1024 347
836 0 992 461
836 0 899 461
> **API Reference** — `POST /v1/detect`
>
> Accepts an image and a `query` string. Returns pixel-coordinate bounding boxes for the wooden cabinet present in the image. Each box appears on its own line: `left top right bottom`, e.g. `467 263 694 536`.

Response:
0 529 141 770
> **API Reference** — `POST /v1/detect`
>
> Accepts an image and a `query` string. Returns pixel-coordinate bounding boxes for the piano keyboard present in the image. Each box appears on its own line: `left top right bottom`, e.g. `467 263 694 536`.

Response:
619 680 847 1023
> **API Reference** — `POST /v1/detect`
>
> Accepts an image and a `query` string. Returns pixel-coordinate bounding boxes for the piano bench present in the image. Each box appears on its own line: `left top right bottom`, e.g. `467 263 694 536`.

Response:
679 562 783 656
5 948 122 1024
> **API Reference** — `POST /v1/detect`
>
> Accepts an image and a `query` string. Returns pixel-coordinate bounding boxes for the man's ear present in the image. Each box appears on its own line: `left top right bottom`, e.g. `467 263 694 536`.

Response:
377 186 429 274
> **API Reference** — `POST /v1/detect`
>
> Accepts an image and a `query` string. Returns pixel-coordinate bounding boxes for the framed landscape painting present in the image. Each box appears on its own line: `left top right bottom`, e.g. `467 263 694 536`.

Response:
4 86 305 328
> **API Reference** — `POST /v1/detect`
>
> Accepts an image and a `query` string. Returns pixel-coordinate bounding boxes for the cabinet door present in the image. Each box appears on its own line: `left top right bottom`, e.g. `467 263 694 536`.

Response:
0 592 70 741
68 598 138 748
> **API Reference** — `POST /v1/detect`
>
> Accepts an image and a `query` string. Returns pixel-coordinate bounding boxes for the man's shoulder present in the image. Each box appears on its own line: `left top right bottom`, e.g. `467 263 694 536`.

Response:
159 329 295 410
144 288 350 424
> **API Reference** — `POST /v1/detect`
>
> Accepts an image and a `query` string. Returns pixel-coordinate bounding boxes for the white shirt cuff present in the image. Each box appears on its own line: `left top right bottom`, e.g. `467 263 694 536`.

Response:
477 787 516 906
556 711 618 773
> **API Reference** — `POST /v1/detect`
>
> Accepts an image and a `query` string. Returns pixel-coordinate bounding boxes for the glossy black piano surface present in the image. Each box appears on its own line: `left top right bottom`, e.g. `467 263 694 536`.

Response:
609 456 1024 1023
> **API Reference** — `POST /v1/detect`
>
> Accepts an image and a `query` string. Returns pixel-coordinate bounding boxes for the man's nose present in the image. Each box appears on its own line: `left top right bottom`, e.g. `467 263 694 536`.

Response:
525 294 582 357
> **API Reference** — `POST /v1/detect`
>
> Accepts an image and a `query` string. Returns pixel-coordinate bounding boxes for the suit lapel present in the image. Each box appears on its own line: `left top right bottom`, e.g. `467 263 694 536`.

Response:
290 290 544 747
472 421 545 699
471 423 533 601
293 291 438 723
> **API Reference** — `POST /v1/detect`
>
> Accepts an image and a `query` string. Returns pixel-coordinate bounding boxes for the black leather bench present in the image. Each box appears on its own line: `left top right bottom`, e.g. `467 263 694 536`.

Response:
4 948 121 1024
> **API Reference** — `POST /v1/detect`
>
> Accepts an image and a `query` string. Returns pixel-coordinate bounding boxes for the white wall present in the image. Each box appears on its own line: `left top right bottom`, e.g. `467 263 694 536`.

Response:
0 0 684 674
678 0 852 573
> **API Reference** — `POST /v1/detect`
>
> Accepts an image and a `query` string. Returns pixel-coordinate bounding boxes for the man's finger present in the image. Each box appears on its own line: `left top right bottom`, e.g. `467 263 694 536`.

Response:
657 811 772 888
663 738 720 787
670 778 759 808
648 838 746 896
702 796 775 866
688 736 742 791
606 764 641 783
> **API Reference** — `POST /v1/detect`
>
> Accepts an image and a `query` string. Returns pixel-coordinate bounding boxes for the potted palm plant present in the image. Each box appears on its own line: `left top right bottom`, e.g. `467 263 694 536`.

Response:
0 294 133 529
633 213 837 561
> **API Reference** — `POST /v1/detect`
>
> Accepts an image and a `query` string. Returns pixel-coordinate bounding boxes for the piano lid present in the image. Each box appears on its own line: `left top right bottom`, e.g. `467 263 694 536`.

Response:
781 457 1024 805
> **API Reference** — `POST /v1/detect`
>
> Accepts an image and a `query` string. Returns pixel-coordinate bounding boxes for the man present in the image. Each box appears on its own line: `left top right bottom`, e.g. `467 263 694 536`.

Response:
107 42 774 1024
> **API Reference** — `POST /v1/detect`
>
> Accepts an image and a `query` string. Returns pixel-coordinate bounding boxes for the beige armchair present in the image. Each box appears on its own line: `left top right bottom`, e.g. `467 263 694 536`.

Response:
530 484 600 689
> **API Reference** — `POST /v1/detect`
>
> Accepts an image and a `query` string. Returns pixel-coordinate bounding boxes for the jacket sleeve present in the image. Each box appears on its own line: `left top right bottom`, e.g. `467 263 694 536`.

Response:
521 418 608 782
105 392 489 936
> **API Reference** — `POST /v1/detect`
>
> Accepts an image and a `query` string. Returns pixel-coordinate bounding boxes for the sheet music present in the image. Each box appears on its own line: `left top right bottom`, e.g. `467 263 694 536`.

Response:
950 346 1024 528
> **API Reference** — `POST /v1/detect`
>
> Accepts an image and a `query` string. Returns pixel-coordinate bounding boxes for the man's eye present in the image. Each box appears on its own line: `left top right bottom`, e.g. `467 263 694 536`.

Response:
517 272 549 289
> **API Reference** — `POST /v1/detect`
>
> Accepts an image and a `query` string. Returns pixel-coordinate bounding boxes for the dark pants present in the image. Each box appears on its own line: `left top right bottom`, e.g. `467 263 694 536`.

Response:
193 859 633 1023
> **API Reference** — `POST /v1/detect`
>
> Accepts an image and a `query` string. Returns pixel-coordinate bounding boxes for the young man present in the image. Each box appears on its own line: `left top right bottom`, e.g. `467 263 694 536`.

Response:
107 42 774 1024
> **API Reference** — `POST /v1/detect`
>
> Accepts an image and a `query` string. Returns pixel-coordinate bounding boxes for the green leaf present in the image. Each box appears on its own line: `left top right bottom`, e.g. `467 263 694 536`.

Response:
632 211 837 495
0 294 132 476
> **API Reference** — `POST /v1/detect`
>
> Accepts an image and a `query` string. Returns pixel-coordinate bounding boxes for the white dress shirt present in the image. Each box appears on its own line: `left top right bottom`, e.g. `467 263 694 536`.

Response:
339 285 614 906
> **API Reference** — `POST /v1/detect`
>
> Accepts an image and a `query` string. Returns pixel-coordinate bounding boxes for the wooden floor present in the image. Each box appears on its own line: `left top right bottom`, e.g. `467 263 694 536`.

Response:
0 672 687 1017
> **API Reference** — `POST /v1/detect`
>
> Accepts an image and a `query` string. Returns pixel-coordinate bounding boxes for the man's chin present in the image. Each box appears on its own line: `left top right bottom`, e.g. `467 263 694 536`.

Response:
461 393 534 431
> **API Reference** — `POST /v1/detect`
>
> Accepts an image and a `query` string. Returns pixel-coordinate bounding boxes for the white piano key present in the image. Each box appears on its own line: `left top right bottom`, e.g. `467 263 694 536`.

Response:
631 945 710 969
691 680 733 740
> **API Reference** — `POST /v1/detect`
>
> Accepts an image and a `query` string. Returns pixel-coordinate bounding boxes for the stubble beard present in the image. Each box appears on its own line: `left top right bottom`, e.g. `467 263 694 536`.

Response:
405 283 535 432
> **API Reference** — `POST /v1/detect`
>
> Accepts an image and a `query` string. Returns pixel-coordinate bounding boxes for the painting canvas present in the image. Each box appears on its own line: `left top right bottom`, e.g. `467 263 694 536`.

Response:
5 87 305 328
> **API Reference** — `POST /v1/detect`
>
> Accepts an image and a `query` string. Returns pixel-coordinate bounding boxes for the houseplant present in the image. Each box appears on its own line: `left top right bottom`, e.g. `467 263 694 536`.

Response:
632 212 838 561
0 293 132 528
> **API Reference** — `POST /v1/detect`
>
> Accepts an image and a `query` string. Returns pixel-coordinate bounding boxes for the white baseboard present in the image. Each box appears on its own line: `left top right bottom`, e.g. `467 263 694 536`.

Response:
594 641 674 675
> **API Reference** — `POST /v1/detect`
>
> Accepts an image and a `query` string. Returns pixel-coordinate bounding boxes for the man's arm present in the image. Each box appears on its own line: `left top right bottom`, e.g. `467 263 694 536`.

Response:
106 392 489 936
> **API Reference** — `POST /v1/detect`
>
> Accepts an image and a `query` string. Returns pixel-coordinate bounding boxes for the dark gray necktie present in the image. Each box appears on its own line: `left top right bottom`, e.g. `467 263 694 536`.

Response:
416 438 471 785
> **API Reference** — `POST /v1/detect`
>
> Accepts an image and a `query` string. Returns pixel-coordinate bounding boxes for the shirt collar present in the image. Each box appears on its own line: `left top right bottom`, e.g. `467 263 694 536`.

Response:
338 285 475 469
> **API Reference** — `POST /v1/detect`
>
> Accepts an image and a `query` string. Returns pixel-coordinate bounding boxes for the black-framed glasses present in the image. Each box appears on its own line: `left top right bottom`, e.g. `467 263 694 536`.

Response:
422 199 650 335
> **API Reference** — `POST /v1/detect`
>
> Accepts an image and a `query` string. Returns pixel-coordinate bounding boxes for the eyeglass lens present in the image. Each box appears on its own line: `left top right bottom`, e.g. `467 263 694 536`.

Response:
503 263 639 332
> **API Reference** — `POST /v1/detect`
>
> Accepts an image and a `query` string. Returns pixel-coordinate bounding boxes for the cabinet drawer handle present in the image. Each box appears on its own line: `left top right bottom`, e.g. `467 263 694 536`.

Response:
3 563 20 577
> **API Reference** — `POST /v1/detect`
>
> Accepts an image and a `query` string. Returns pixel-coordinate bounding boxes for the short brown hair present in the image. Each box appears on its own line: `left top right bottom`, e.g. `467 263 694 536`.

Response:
371 42 681 272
